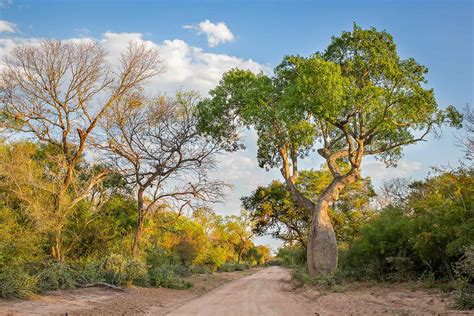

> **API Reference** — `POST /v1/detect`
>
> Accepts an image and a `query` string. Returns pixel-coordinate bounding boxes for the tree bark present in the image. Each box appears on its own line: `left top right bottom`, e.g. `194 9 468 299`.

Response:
307 199 338 275
53 227 63 262
132 188 146 257
306 171 359 276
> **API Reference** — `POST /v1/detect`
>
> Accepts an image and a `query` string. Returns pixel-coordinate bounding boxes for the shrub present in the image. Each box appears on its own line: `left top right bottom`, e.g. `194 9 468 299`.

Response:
217 262 250 272
452 278 473 310
123 259 148 286
189 265 213 275
276 245 306 267
452 247 474 310
73 258 102 284
100 253 128 285
36 263 79 291
148 266 192 289
99 253 148 286
0 266 37 299
292 265 346 289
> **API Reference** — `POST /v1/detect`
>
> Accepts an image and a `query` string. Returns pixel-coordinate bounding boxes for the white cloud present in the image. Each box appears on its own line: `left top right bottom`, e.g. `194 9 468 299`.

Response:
0 31 271 216
0 32 268 96
362 160 422 181
184 19 235 47
0 20 16 33
92 32 267 95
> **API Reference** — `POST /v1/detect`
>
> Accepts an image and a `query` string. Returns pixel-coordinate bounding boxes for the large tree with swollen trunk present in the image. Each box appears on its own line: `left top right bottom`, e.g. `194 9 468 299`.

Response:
197 25 462 276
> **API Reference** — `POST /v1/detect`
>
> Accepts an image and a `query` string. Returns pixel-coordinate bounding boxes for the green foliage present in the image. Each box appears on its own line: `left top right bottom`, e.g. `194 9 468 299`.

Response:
452 278 473 310
276 244 306 267
197 24 460 174
343 167 473 282
292 265 346 290
99 253 148 286
217 262 250 272
244 168 375 246
148 266 193 289
36 263 80 291
452 247 474 309
0 266 37 299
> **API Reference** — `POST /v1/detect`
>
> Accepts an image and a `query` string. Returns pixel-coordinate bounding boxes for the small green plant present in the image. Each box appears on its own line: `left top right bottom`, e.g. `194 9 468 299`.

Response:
36 263 79 291
0 266 37 299
123 258 148 286
451 247 474 310
217 262 250 272
420 270 436 288
292 265 346 290
452 278 473 310
99 253 149 286
148 266 192 289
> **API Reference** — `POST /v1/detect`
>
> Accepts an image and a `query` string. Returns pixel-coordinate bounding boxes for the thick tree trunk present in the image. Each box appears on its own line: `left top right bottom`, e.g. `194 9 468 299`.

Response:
307 199 338 276
306 172 359 276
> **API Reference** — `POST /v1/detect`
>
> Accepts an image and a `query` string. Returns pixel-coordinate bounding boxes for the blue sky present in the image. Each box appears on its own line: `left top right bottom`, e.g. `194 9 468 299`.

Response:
1 0 473 249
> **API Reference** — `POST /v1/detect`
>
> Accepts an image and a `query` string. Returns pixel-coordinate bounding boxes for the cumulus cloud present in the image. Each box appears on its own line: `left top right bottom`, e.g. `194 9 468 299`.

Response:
184 19 235 47
0 30 271 215
0 20 16 33
0 31 268 96
90 32 267 95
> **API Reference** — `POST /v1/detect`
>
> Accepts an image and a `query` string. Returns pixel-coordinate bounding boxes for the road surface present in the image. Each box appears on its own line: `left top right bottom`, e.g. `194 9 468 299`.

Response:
165 266 312 316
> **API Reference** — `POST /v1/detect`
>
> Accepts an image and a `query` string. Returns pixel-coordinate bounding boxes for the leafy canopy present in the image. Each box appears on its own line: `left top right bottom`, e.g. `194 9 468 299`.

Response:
198 24 462 173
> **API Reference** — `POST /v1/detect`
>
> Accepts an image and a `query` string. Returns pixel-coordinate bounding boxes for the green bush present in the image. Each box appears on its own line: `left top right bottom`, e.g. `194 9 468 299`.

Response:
0 266 37 299
452 247 474 310
99 253 148 286
276 245 306 267
189 265 213 275
217 262 250 272
292 265 346 289
148 266 192 289
72 258 102 284
123 259 148 286
36 263 80 291
452 278 473 310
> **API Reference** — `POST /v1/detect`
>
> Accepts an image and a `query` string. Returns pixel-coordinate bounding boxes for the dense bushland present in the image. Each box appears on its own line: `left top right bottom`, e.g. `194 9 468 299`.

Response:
0 142 269 299
273 166 473 309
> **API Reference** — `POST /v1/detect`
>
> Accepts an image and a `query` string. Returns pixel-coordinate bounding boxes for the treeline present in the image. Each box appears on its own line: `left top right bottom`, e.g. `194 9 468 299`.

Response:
244 108 473 309
0 24 472 311
0 143 269 297
0 40 269 299
255 163 473 308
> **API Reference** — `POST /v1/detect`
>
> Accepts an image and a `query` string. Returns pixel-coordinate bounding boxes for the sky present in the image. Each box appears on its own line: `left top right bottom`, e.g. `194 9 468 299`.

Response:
1 0 473 250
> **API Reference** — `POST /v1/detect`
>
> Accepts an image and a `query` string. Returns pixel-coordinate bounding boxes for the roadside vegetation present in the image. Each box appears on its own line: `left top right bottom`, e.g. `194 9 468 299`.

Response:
0 40 269 299
0 24 471 312
268 160 473 309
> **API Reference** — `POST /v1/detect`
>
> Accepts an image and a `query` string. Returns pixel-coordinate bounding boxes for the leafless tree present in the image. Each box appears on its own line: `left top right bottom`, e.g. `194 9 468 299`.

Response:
99 91 227 256
0 39 163 260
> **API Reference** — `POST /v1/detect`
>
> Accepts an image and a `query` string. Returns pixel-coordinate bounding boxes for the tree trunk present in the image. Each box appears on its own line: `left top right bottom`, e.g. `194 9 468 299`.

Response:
306 172 359 276
237 247 244 264
307 199 338 276
131 218 145 257
132 188 145 257
52 226 63 262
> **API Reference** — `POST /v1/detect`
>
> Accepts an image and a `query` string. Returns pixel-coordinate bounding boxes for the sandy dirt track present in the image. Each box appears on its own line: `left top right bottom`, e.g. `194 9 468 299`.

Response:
165 266 312 316
1 266 469 315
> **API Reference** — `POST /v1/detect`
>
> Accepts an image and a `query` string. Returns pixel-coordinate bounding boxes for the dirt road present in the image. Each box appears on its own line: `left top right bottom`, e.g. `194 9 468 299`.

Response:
165 266 312 316
1 267 463 315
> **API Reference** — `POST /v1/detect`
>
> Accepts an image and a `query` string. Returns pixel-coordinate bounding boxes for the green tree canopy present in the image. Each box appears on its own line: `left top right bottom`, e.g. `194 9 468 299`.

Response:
197 24 462 275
